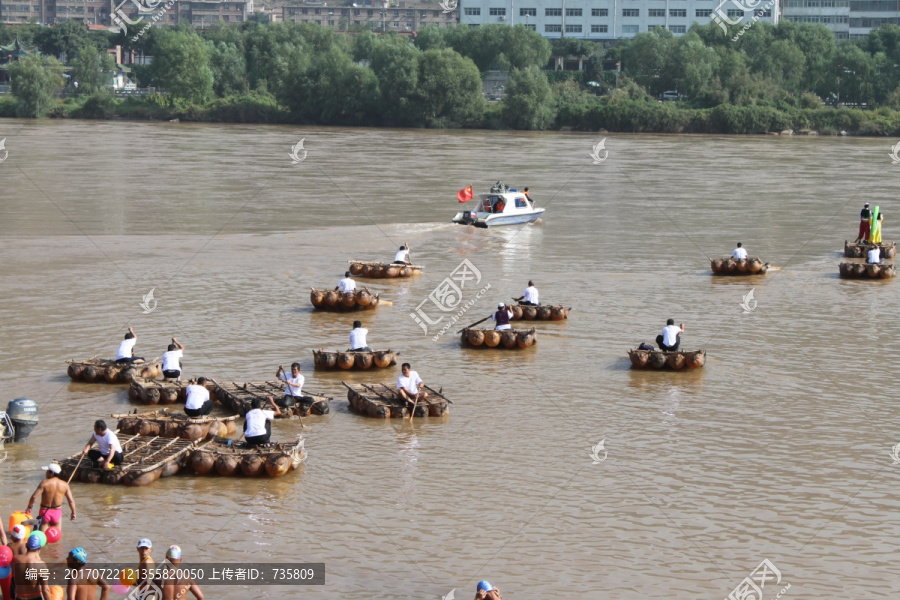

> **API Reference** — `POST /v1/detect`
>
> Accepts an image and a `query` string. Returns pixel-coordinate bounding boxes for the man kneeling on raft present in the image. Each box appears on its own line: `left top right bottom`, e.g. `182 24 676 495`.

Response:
656 318 685 352
82 420 124 469
26 462 76 532
397 363 427 411
240 397 281 447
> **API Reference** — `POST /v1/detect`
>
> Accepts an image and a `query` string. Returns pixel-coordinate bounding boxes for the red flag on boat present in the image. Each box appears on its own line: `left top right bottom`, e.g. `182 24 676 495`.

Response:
457 185 474 203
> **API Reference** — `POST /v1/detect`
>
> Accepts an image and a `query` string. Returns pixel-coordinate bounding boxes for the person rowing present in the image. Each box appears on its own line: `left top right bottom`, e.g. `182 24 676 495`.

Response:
161 337 185 381
239 397 281 447
396 362 427 411
393 243 411 265
656 318 684 352
26 463 76 532
518 281 540 306
732 242 748 260
115 327 145 365
337 271 356 294
276 363 305 409
349 320 371 352
867 245 883 264
184 378 213 417
492 303 513 331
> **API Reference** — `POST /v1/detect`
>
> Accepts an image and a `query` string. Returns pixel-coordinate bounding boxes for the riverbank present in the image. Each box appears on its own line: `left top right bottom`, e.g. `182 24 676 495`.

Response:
3 91 900 136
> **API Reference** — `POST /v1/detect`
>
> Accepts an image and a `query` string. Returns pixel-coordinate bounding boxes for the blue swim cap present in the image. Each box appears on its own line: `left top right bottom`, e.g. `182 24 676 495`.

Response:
26 533 42 550
477 580 493 592
69 547 87 564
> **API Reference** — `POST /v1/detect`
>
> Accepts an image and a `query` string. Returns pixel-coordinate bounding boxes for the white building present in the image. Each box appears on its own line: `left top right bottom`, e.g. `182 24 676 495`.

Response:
458 0 779 39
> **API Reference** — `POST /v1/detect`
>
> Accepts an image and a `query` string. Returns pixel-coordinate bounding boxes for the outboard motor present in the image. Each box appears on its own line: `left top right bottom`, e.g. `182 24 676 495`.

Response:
6 398 38 442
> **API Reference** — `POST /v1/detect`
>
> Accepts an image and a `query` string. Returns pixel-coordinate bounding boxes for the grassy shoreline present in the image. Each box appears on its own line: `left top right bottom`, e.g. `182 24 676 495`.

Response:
4 92 900 136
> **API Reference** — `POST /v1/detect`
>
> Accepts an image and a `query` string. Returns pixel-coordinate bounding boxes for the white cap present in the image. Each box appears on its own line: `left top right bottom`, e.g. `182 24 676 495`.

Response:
137 538 152 549
42 463 61 474
11 524 26 540
498 303 504 308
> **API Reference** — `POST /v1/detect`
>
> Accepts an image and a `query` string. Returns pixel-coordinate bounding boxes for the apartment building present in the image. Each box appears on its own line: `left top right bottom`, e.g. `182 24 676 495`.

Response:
282 1 457 32
458 0 779 38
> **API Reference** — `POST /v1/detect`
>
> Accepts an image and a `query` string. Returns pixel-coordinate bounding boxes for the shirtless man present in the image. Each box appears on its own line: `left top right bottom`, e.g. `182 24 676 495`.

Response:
13 534 50 600
26 463 76 532
9 525 29 558
157 546 203 600
65 547 110 600
136 539 155 586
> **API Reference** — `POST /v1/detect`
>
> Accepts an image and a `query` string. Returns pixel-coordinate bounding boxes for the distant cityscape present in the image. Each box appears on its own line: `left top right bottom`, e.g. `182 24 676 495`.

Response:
0 0 894 40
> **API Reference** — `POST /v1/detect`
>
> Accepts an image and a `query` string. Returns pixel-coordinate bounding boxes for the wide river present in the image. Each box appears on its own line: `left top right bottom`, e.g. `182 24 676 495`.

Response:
1 120 898 600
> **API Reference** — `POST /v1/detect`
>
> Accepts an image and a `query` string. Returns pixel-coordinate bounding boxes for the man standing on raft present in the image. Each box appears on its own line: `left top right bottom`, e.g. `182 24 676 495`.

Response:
856 203 871 243
656 319 684 352
26 463 76 533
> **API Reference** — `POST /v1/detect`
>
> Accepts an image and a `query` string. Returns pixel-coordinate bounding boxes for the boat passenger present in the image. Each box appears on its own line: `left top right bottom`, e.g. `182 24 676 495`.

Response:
161 337 185 381
66 547 110 600
337 271 356 294
856 203 871 243
870 211 884 244
494 198 506 213
26 463 76 533
867 246 883 264
241 397 281 448
184 377 213 417
277 363 305 408
13 534 50 600
397 362 428 409
492 303 513 331
350 320 372 352
523 187 531 201
393 244 411 265
82 420 124 469
732 242 748 260
158 546 204 600
475 580 502 600
656 319 684 352
115 327 145 365
520 281 540 306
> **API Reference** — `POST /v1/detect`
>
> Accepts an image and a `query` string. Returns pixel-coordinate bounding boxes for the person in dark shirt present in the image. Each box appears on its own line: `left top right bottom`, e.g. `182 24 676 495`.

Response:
856 202 871 243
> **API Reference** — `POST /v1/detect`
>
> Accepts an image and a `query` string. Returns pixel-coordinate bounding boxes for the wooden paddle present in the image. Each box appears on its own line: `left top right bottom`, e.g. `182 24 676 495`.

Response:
457 315 491 334
66 452 86 484
408 393 419 421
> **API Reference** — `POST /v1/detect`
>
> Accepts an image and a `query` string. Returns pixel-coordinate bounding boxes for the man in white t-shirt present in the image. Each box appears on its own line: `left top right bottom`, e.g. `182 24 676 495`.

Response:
656 319 685 352
184 377 213 417
115 327 145 364
350 320 371 351
521 281 540 306
337 271 357 294
393 244 411 265
277 363 305 408
867 247 882 264
82 420 123 468
396 362 427 410
732 242 748 260
161 337 185 380
241 397 281 447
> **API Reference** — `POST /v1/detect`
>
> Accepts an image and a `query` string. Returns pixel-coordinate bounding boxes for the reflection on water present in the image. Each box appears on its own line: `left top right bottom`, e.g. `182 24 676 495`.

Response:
1 121 899 599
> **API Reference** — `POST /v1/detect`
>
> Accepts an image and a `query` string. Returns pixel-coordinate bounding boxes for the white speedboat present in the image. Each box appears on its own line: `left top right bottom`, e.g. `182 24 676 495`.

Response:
452 182 545 228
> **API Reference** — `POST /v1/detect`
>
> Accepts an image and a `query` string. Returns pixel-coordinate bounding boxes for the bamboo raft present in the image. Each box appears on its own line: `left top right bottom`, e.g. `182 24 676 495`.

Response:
187 437 306 478
838 261 896 279
347 260 423 279
212 380 331 417
710 257 768 275
844 240 896 259
57 433 198 487
627 349 706 370
67 358 162 384
460 327 537 349
509 304 571 321
127 376 202 405
113 409 239 441
313 349 399 370
310 287 380 311
343 382 451 418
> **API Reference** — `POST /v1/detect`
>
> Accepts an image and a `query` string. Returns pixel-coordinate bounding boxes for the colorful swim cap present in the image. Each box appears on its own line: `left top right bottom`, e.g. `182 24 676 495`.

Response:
166 545 182 560
26 533 42 550
10 525 26 540
69 547 87 564
477 580 493 592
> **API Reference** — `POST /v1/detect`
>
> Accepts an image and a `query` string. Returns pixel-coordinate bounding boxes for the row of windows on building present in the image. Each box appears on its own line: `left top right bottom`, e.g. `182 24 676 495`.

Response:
290 7 446 16
784 0 849 6
785 14 848 21
467 6 768 16
291 17 445 26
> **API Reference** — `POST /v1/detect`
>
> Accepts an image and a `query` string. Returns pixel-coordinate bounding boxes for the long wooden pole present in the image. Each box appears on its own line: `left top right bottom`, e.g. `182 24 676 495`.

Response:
66 452 85 484
457 315 491 334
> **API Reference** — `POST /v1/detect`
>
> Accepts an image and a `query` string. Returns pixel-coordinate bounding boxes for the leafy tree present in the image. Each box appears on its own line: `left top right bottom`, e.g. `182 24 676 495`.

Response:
35 21 108 59
502 25 551 70
9 54 65 117
502 65 555 129
550 38 594 59
414 24 447 51
370 41 421 125
416 48 484 127
150 29 214 103
71 45 116 95
622 28 675 95
668 33 719 100
208 41 248 96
